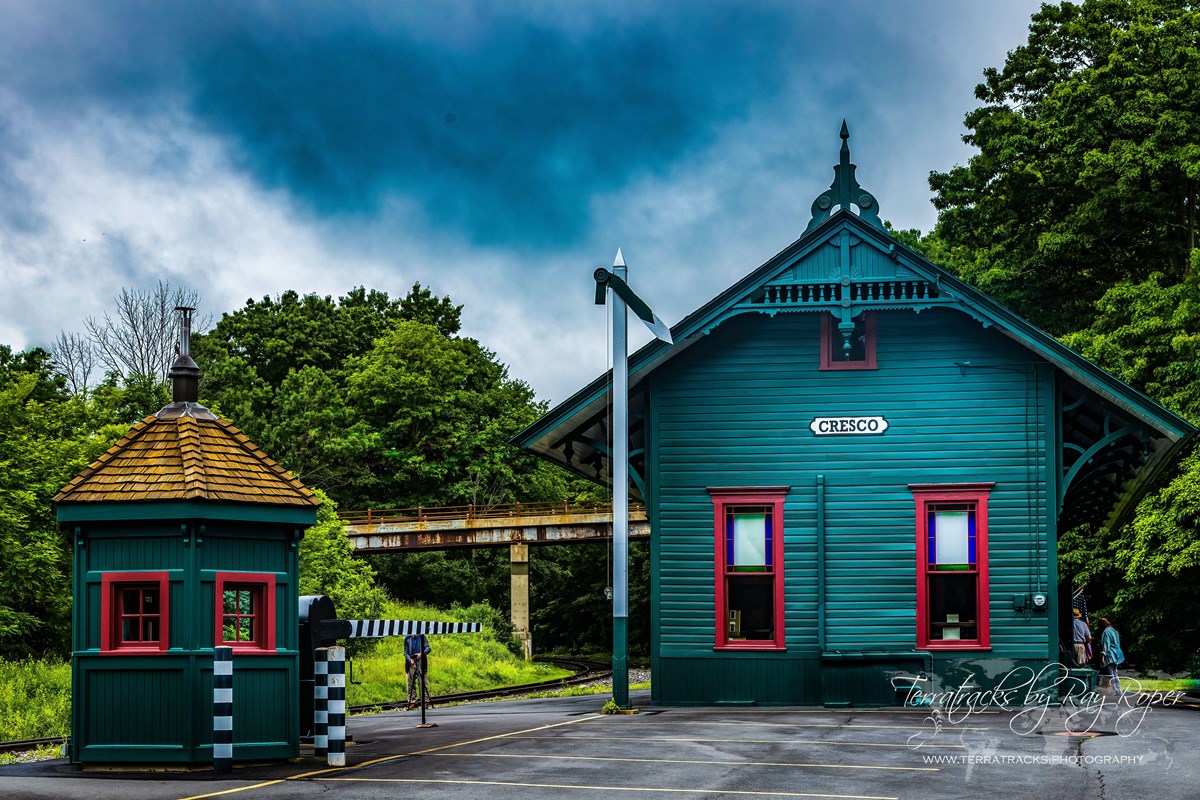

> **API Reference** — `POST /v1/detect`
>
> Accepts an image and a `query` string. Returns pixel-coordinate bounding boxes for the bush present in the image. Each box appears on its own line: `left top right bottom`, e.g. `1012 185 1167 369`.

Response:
449 602 524 658
0 658 71 740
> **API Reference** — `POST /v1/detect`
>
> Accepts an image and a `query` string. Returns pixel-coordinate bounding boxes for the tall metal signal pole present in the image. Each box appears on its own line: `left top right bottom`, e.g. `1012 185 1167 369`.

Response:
594 249 671 708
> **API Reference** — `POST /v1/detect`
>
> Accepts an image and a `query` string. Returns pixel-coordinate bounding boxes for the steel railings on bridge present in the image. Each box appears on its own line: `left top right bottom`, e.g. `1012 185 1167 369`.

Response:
338 500 650 552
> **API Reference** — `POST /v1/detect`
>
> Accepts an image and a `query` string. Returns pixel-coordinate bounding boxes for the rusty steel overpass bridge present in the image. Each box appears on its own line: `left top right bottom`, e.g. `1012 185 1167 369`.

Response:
338 502 649 658
338 501 648 551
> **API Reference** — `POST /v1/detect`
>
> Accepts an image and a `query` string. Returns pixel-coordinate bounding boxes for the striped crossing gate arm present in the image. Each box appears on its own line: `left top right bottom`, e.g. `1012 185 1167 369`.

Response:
344 620 483 638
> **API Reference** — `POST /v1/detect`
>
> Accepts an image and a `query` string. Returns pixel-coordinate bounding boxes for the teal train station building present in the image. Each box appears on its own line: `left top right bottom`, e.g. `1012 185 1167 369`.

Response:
515 127 1197 706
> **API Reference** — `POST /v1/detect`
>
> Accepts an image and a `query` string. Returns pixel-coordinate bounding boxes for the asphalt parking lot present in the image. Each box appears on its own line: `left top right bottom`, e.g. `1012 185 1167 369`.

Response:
1 690 1196 800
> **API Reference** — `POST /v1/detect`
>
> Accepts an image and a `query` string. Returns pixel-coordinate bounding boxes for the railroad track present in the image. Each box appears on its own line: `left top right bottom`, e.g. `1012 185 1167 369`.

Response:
0 658 612 756
348 657 611 714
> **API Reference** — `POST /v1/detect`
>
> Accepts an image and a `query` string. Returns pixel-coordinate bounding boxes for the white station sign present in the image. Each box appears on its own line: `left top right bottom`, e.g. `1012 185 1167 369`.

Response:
810 416 889 436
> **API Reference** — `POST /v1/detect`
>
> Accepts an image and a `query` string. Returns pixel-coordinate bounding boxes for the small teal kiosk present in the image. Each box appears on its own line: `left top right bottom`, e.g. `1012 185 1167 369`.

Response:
56 317 320 764
515 126 1196 705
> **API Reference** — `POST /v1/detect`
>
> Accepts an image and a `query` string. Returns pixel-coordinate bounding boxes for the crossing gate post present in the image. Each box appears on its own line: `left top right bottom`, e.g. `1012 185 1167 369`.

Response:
213 646 233 774
417 656 436 729
314 648 328 757
327 646 346 767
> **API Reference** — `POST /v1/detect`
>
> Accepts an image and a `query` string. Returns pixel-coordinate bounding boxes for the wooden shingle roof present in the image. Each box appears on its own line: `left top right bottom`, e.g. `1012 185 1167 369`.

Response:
54 413 320 508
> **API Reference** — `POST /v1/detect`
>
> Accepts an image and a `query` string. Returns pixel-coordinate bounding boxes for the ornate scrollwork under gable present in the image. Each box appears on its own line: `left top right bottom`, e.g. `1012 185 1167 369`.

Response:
805 121 884 235
1059 382 1160 531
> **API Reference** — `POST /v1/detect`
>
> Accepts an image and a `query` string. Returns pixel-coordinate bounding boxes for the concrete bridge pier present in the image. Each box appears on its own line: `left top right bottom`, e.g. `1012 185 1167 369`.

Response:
510 543 532 660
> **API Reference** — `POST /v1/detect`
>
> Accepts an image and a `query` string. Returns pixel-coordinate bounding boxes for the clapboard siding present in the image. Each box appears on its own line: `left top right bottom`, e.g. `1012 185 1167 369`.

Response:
650 307 1053 664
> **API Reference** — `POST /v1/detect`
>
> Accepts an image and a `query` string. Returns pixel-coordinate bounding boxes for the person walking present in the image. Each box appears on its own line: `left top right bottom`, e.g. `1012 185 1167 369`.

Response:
1071 608 1092 667
1096 617 1124 694
405 632 432 709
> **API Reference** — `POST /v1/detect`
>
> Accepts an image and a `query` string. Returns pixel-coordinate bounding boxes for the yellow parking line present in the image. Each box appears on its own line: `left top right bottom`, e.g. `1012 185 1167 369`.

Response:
177 781 287 800
318 776 900 799
435 751 939 771
514 734 966 749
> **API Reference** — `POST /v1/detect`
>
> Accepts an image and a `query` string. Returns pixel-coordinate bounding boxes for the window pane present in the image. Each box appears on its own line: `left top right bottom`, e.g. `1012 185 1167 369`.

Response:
727 575 774 640
122 589 141 615
142 589 158 613
730 512 768 568
828 313 868 362
223 590 237 614
932 508 971 567
238 617 254 642
143 617 159 643
238 589 254 614
122 617 140 642
928 573 978 640
223 619 238 641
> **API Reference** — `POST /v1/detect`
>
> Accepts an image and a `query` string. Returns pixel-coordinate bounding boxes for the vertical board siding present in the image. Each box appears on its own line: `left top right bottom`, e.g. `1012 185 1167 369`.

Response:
651 309 1053 669
83 661 186 745
203 535 289 573
199 659 296 750
74 518 302 762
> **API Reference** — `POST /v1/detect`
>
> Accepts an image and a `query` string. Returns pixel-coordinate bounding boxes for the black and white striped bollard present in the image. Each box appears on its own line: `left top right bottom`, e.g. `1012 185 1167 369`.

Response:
213 646 233 774
327 646 346 767
314 647 328 757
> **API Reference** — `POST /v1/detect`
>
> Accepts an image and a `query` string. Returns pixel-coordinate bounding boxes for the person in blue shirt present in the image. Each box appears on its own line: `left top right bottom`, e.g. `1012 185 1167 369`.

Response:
405 633 432 709
1097 618 1124 694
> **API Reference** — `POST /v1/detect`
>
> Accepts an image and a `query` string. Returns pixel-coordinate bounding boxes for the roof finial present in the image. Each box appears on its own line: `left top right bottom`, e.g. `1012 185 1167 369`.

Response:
804 121 884 234
159 305 214 418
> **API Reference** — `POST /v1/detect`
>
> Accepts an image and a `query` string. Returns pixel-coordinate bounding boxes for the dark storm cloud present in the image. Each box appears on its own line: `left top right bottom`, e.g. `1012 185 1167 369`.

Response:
0 118 45 236
1 1 810 248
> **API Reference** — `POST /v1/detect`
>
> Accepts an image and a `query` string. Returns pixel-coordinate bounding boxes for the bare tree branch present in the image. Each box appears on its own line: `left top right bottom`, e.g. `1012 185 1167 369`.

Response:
82 281 209 383
49 331 96 396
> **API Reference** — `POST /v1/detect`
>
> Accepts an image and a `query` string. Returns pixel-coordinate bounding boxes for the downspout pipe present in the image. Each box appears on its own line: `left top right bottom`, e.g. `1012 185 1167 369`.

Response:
816 474 826 654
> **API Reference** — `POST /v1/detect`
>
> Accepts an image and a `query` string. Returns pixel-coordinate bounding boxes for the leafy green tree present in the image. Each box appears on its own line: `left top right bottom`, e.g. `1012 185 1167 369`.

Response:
0 354 127 658
195 285 567 510
398 283 463 337
340 320 553 507
1058 263 1200 668
930 0 1200 333
1062 268 1200 423
298 490 388 621
0 346 67 404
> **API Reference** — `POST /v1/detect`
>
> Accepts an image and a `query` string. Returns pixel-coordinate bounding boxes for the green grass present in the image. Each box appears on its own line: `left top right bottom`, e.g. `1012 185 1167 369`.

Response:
0 744 61 766
1124 677 1200 693
521 681 651 700
0 658 71 741
346 600 572 708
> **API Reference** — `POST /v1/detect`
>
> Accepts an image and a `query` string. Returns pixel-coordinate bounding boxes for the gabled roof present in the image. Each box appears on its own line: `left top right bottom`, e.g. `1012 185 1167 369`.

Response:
513 128 1196 532
54 409 320 509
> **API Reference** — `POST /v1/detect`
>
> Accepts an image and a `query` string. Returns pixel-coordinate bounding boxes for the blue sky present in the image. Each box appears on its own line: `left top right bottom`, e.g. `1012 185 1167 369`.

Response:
0 0 1042 405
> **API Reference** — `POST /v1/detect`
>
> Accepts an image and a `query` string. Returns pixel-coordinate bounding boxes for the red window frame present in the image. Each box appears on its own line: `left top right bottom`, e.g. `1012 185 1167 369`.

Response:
214 572 277 652
820 312 876 370
709 487 788 651
911 484 993 650
100 572 170 654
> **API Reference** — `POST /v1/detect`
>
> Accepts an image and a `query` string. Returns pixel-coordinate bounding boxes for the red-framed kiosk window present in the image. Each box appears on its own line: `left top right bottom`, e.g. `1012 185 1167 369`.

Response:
100 572 170 653
709 487 788 650
821 312 876 370
214 572 277 652
911 483 994 650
